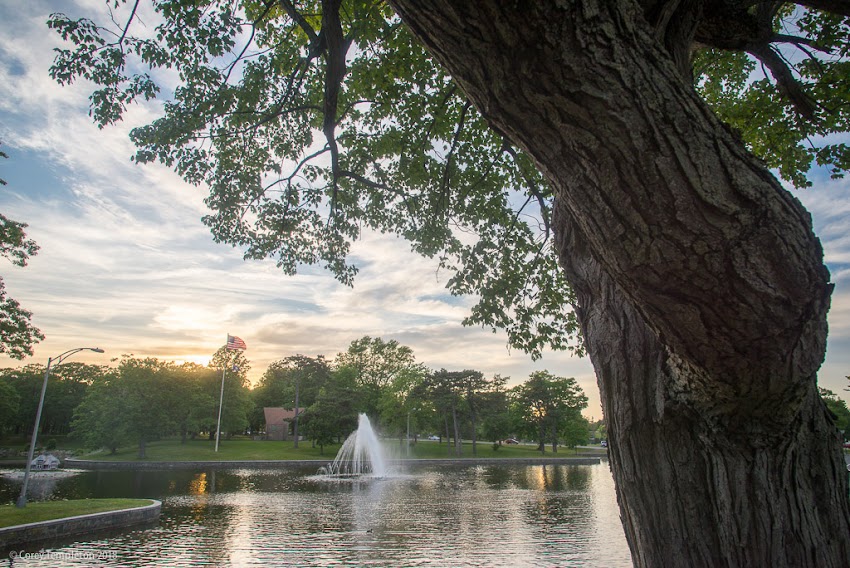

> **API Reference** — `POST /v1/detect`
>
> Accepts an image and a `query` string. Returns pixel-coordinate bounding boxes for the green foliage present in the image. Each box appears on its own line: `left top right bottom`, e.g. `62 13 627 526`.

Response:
694 10 850 188
335 336 425 388
170 363 220 443
819 387 850 436
559 411 589 450
0 363 106 437
335 336 427 417
71 369 130 453
111 358 180 457
0 142 43 359
479 378 513 444
255 354 330 410
376 363 427 438
43 4 850 379
0 213 39 268
46 1 582 359
302 365 361 450
0 377 20 434
69 356 253 457
510 371 588 452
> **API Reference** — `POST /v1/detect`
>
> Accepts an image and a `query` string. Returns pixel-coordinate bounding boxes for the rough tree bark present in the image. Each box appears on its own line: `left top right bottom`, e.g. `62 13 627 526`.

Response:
389 1 850 566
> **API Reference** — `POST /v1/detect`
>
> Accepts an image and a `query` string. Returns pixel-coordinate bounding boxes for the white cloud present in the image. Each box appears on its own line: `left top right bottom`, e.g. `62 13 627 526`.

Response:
0 0 846 425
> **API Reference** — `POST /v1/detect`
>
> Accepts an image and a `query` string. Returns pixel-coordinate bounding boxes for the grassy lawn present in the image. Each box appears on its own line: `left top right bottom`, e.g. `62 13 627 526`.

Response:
76 438 343 461
0 435 90 462
403 439 591 459
0 499 154 528
70 437 602 462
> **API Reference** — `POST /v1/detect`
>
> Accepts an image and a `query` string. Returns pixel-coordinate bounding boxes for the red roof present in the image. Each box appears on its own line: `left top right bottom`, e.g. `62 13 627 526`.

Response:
263 407 303 425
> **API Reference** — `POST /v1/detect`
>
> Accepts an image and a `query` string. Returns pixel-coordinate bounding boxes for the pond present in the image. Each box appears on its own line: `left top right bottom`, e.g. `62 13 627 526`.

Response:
1 462 632 567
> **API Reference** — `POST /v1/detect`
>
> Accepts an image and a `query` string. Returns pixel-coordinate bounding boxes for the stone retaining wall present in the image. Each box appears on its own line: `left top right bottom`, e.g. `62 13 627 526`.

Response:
0 500 161 550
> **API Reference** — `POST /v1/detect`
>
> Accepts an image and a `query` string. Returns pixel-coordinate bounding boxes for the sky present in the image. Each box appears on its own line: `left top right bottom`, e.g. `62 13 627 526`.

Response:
0 1 848 419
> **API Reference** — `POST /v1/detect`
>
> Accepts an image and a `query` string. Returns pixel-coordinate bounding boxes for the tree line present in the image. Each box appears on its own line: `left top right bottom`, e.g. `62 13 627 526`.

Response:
0 336 589 457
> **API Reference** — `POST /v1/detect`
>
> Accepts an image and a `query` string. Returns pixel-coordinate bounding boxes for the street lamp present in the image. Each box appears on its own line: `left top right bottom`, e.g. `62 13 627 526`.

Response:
16 347 104 508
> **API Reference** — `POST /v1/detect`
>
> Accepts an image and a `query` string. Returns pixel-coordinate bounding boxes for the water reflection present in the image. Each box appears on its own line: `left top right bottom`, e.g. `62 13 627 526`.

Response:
0 464 631 567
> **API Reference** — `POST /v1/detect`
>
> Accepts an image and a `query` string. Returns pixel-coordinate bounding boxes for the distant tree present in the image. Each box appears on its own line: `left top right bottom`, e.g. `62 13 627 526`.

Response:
256 355 330 408
560 411 590 451
254 354 331 444
0 141 43 359
0 363 106 437
117 357 180 458
71 369 128 454
425 370 467 456
300 400 337 454
820 388 850 439
72 358 178 457
452 371 506 456
302 365 361 451
377 364 427 446
588 419 607 444
0 376 20 435
479 376 512 447
171 363 219 444
510 371 588 453
0 365 47 436
335 336 426 416
43 363 107 435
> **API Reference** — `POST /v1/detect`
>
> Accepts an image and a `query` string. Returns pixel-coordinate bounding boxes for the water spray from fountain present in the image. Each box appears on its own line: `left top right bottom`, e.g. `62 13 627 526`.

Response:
318 414 388 478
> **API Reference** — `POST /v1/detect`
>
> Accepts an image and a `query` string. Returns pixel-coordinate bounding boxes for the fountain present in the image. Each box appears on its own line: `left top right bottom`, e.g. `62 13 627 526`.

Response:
318 414 388 478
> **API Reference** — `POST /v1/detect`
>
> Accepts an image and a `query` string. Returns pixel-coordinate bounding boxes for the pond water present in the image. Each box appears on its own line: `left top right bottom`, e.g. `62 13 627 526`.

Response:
1 462 632 567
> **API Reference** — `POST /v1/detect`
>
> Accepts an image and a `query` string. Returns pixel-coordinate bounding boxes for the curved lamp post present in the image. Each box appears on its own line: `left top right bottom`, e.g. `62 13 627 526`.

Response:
16 347 104 508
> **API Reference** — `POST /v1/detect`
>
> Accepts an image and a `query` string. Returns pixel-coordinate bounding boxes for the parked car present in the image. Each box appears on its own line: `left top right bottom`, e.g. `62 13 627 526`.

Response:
504 438 519 444
601 440 608 448
428 435 440 441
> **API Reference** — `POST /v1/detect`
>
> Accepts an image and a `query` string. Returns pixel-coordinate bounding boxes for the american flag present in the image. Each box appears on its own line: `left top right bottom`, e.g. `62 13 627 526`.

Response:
226 334 247 350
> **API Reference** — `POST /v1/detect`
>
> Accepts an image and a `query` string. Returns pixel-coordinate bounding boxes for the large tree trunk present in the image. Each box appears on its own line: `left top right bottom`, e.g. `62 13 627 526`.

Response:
390 1 850 566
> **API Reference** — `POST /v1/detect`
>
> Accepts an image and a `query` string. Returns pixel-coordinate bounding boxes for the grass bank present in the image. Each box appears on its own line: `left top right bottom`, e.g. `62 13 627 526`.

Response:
72 437 604 462
0 499 153 528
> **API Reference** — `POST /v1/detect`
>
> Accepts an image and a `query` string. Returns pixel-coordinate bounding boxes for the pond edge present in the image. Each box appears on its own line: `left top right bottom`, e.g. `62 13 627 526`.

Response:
0 499 161 550
65 457 601 469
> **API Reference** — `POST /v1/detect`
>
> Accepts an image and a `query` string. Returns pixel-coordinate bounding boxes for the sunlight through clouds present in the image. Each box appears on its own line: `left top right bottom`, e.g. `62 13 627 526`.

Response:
0 0 848 418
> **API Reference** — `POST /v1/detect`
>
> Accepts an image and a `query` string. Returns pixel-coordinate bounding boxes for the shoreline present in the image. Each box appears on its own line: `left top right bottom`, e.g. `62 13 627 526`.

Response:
65 456 602 470
0 500 161 552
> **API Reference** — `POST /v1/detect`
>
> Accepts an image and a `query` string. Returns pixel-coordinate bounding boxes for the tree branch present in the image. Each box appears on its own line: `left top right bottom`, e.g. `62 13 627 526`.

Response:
502 143 551 240
438 100 470 214
277 0 321 48
794 0 850 17
320 0 352 224
747 42 817 120
770 33 832 54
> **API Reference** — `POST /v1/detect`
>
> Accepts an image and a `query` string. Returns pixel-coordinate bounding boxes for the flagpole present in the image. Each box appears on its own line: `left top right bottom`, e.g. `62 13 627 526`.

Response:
215 343 227 452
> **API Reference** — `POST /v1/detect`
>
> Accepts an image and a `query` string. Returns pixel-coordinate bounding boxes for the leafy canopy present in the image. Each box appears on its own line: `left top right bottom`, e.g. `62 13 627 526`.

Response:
0 142 44 359
47 2 850 357
693 7 850 188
